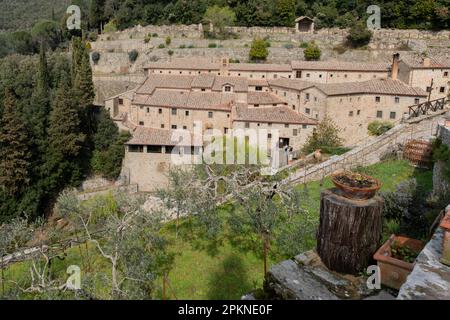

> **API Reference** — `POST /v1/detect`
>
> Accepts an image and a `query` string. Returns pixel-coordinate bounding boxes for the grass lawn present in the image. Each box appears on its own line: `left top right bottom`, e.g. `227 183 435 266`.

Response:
1 160 433 300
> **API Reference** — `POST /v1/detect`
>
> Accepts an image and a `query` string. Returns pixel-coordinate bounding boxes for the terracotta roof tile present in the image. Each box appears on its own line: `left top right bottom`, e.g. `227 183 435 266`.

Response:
212 76 248 92
268 78 315 91
144 58 220 71
314 78 428 97
127 126 202 146
291 60 390 72
401 56 450 69
134 89 234 111
234 105 317 125
247 92 286 105
228 63 292 72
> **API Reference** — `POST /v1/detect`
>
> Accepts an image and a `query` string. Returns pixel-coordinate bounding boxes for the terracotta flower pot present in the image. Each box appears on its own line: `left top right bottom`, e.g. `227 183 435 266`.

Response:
331 172 382 200
373 235 424 290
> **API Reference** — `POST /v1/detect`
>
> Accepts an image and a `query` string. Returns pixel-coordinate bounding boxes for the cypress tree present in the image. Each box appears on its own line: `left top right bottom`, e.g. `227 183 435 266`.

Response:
0 89 31 196
47 72 86 186
74 47 95 110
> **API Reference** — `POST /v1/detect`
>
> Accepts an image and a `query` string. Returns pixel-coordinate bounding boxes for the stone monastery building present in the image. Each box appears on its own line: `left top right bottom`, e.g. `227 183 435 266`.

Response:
105 54 449 191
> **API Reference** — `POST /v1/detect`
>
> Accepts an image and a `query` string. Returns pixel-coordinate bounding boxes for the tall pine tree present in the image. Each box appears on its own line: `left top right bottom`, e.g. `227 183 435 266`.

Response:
0 89 31 196
47 72 86 187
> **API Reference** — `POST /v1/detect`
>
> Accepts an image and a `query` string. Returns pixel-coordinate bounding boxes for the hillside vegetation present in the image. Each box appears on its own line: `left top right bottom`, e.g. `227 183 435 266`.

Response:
0 0 449 32
0 0 73 31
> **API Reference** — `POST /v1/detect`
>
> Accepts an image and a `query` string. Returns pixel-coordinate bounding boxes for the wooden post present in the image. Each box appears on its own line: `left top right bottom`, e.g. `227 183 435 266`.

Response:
317 189 383 275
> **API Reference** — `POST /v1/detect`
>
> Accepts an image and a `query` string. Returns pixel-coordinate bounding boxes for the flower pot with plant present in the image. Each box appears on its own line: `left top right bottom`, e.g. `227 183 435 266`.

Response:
331 171 381 200
373 235 424 290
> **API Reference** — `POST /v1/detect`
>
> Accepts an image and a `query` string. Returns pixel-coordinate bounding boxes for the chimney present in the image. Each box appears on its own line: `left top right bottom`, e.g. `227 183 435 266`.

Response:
422 57 431 67
391 53 400 80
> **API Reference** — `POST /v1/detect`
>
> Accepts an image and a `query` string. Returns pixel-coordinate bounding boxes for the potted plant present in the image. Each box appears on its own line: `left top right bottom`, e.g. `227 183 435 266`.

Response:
331 171 381 200
373 235 424 290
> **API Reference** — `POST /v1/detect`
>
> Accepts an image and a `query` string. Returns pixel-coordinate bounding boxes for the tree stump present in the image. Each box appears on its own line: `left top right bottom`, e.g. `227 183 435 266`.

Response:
317 189 383 275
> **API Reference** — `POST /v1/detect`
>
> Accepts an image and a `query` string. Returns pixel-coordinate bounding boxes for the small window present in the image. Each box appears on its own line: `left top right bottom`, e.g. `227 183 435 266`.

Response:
319 74 322 78
161 124 165 129
274 74 278 79
284 124 289 128
376 111 383 118
357 110 361 115
118 98 124 105
344 74 348 78
390 112 396 119
426 87 432 93
415 98 420 104
183 126 187 130
171 108 177 115
146 107 150 113
302 125 307 129
208 111 213 118
272 104 277 106
201 88 206 92
305 108 311 114
293 129 298 136
139 121 144 126
129 145 143 153
306 73 310 78
255 86 262 91
254 104 260 107
349 111 354 117
268 133 272 139
305 93 310 100
268 123 272 127
395 97 400 103
185 110 190 116
227 114 230 118
147 145 162 154
292 105 296 110
171 125 177 129
283 92 286 96
296 71 302 78
224 85 232 92
224 127 229 134
159 108 162 114
444 71 449 77
165 146 175 154
375 96 381 103
245 122 250 128
440 87 445 93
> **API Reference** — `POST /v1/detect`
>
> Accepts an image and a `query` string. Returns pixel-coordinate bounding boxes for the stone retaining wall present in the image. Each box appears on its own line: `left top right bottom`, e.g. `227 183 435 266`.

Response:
286 112 447 185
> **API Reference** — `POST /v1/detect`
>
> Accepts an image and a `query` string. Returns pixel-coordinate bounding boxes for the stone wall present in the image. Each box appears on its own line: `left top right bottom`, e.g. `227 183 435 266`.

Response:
90 25 450 75
285 112 447 185
433 124 450 195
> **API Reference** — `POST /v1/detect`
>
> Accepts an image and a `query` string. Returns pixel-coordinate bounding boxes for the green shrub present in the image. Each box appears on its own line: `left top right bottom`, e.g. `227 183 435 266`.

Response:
91 51 100 64
128 49 138 63
283 43 294 49
152 33 158 37
347 22 373 48
368 121 394 136
158 43 166 49
249 38 269 61
299 42 309 48
103 20 117 33
303 42 321 61
165 36 171 46
179 44 186 49
188 44 195 48
168 50 174 56
144 34 151 43
208 43 217 48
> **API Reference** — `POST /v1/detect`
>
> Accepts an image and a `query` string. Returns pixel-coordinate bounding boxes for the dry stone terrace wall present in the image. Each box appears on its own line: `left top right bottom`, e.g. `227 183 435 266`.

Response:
285 112 448 185
90 25 450 74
